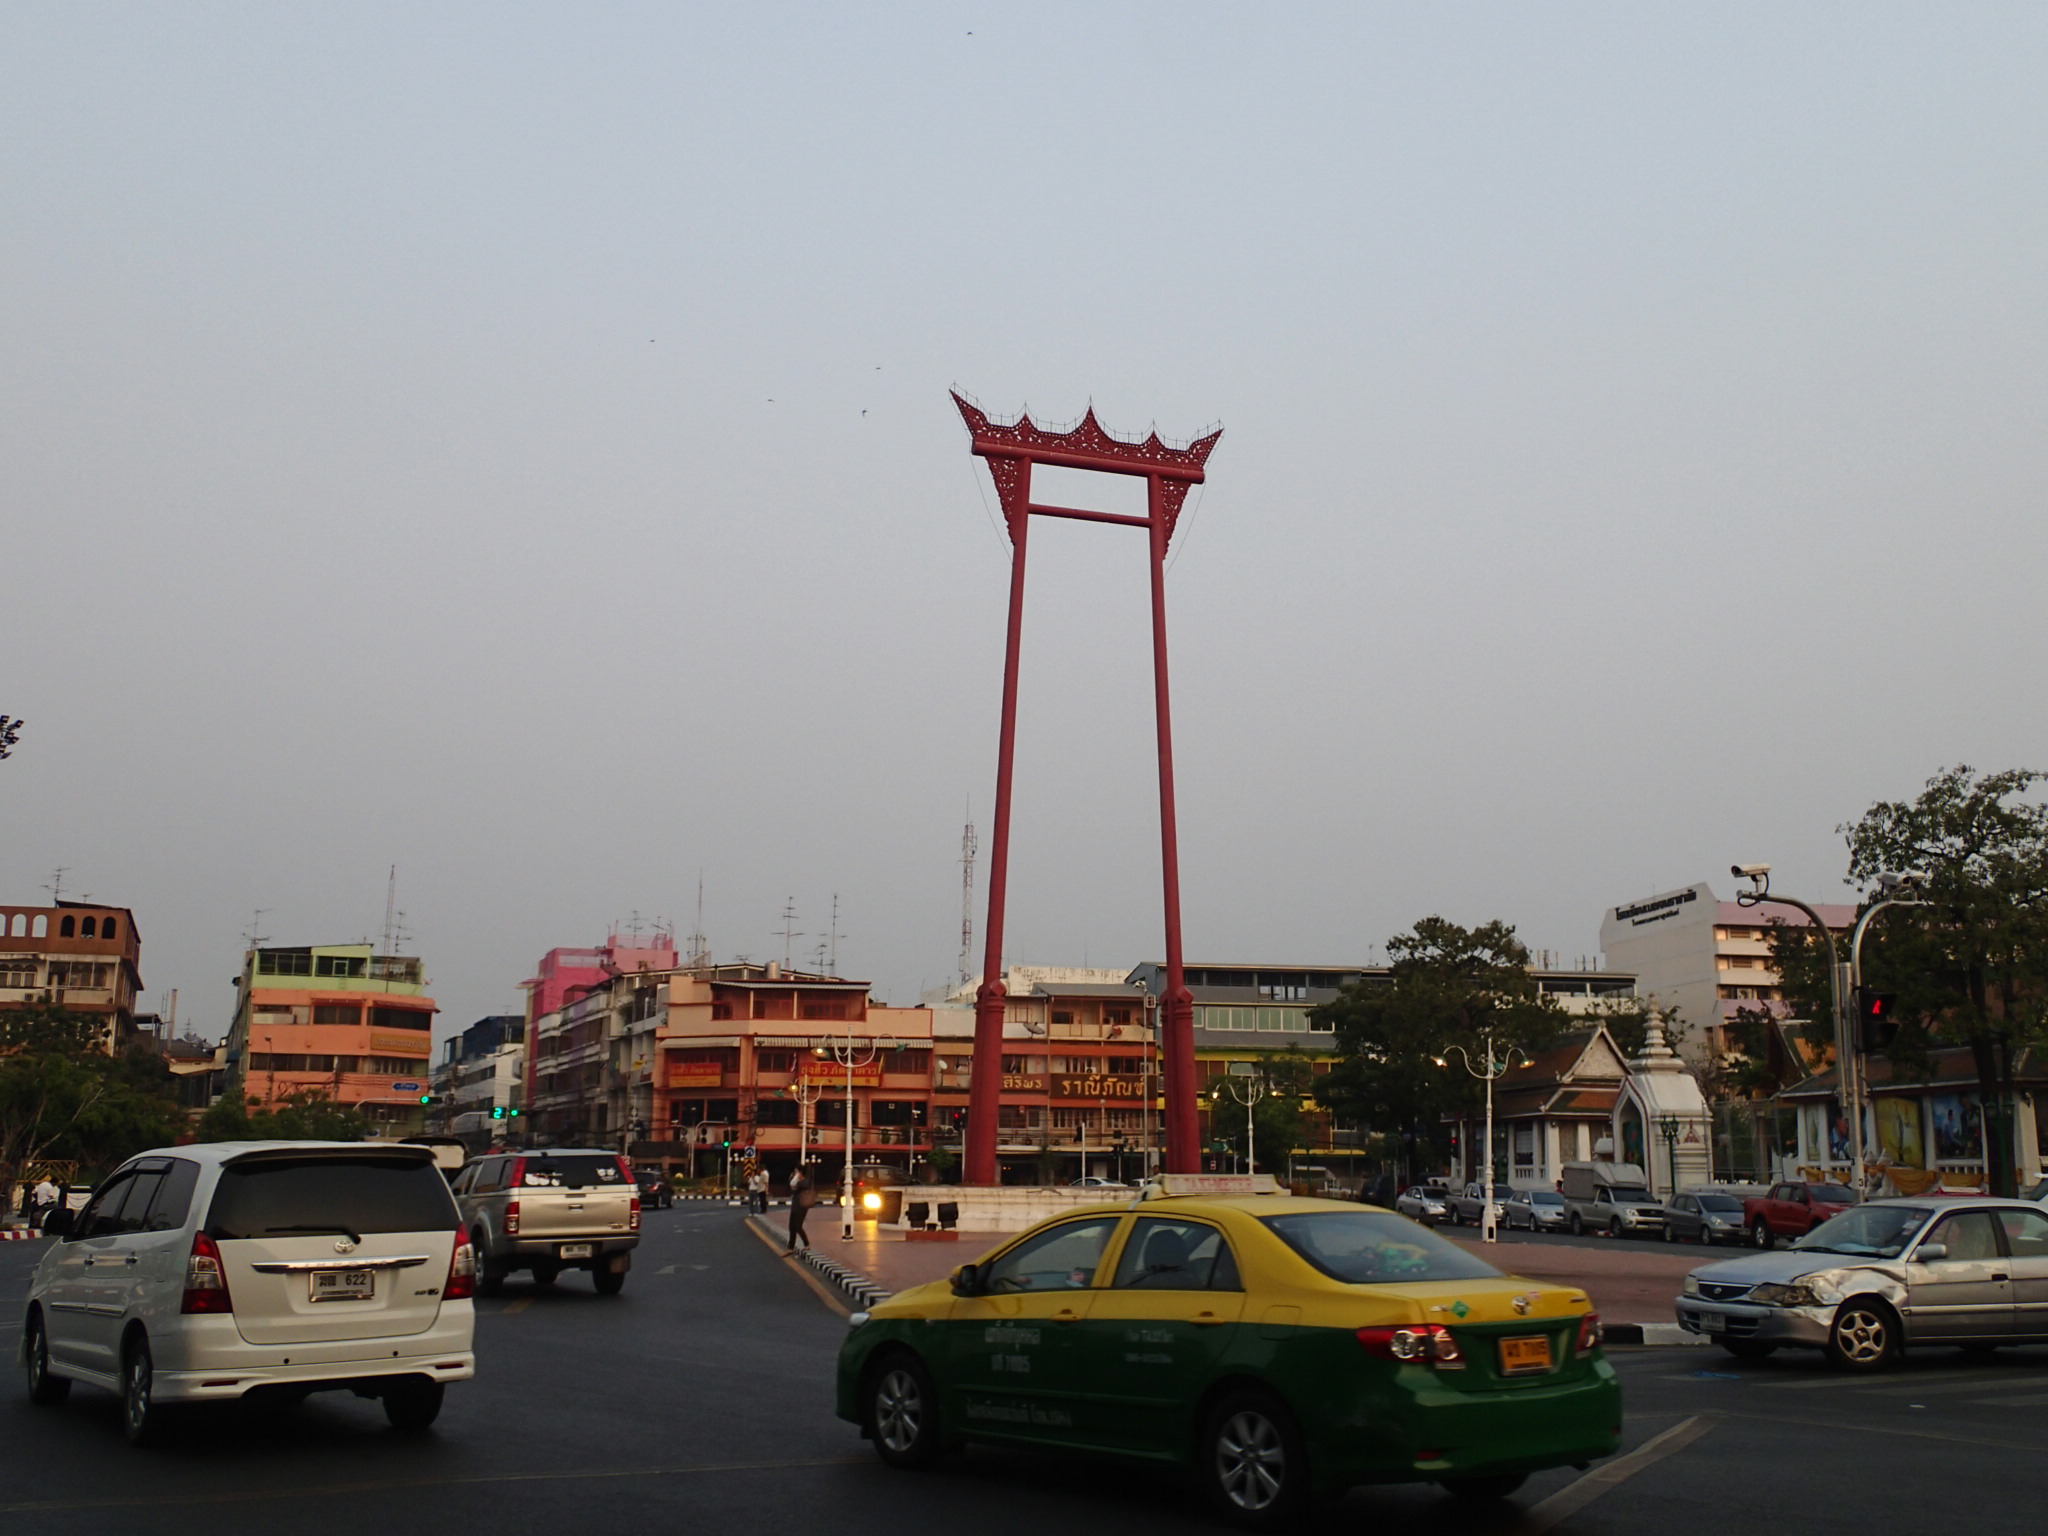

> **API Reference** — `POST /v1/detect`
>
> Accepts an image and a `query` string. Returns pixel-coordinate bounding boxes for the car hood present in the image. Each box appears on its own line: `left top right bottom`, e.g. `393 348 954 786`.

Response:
1688 1250 1896 1285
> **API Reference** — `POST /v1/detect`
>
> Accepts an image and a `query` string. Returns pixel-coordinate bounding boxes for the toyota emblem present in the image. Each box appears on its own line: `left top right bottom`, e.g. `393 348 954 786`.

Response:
333 1238 358 1254
1513 1293 1533 1316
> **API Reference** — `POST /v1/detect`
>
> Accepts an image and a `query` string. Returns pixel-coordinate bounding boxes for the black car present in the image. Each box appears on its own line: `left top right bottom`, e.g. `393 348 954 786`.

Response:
635 1170 675 1208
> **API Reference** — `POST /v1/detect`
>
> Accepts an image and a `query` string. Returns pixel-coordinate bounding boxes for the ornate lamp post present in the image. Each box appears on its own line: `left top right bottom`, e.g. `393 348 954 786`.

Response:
1211 1070 1268 1175
813 1034 899 1240
1437 1033 1527 1244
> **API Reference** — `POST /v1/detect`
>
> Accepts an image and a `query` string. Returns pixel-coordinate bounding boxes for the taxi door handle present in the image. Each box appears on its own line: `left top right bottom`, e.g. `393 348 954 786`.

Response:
1191 1311 1227 1326
1051 1309 1084 1324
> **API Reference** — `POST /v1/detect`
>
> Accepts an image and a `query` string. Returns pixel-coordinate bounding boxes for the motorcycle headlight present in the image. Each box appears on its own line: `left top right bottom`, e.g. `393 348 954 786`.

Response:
1750 1281 1820 1307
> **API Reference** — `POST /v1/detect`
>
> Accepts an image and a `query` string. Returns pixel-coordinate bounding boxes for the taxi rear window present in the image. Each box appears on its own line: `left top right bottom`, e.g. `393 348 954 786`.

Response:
1262 1211 1503 1284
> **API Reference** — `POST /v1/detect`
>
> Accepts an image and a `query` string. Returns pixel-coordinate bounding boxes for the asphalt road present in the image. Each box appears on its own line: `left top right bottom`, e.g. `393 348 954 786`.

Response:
2 1212 2045 1535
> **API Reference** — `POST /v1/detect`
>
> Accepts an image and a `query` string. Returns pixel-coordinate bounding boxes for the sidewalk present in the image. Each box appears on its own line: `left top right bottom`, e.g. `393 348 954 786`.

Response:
750 1209 1695 1327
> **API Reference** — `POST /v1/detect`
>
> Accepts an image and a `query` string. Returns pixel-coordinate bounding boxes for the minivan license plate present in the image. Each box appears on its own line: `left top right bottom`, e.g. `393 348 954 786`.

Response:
311 1269 374 1302
559 1243 593 1260
1498 1335 1553 1374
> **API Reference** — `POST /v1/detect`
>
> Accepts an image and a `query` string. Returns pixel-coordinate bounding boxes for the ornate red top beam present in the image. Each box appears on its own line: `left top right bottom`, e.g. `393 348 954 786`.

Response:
952 391 1222 543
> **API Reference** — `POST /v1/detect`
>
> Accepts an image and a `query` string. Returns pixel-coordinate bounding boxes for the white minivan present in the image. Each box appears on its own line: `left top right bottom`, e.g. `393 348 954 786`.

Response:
21 1141 475 1444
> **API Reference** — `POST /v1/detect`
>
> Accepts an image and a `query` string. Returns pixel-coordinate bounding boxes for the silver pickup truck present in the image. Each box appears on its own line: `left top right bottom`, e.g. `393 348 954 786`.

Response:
453 1150 640 1295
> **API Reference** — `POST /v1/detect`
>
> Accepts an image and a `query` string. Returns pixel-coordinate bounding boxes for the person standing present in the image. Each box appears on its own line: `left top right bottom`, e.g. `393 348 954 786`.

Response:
30 1176 58 1228
748 1166 769 1215
786 1164 815 1251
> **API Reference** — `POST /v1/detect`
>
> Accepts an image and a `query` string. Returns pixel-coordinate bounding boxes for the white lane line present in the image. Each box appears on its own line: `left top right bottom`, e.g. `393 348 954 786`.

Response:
656 1265 678 1275
1524 1415 1716 1533
1757 1369 1996 1391
1966 1392 2048 1408
1868 1376 2048 1397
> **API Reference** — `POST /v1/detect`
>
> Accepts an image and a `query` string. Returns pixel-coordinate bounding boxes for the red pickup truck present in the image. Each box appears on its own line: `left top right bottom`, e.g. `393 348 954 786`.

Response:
1743 1180 1858 1247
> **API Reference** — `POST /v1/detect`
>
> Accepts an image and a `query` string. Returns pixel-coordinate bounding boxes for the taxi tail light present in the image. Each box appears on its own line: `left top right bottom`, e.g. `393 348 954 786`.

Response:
503 1198 521 1237
1576 1312 1603 1353
1356 1324 1462 1366
181 1231 234 1314
444 1231 477 1301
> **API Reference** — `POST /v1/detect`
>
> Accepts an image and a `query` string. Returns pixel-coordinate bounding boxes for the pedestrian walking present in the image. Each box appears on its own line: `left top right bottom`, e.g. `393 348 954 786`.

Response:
786 1165 816 1251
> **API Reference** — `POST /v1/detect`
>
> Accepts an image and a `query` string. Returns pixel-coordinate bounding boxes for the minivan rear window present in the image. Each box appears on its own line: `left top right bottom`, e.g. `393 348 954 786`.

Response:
206 1154 458 1240
516 1155 628 1189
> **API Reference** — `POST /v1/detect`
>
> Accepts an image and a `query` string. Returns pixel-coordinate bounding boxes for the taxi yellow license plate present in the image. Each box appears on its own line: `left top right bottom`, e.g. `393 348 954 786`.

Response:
1498 1335 1553 1374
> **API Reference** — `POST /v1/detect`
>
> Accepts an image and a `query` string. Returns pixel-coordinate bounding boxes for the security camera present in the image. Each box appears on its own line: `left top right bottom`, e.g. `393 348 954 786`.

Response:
1877 870 1930 893
1731 863 1771 880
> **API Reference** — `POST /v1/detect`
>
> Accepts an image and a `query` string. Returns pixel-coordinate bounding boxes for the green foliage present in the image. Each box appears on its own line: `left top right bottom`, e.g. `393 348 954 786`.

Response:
0 1003 183 1204
1313 917 1567 1183
1836 765 2048 1195
195 1088 369 1144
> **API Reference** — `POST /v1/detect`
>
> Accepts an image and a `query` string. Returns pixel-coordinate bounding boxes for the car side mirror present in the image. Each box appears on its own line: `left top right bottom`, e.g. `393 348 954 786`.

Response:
42 1207 74 1239
950 1263 981 1296
1914 1243 1948 1262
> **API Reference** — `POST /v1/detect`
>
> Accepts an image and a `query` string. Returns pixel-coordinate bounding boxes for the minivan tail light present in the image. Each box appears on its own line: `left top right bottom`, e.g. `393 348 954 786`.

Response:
181 1231 234 1314
1576 1312 1603 1353
444 1231 476 1301
503 1198 521 1236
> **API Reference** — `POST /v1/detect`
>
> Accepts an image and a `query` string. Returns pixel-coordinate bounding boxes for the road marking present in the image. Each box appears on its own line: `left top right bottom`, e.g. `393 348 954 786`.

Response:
1524 1415 1716 1533
656 1265 677 1275
1757 1369 1995 1391
503 1298 531 1315
1867 1376 2048 1397
1965 1392 2048 1408
743 1215 849 1316
0 1457 869 1514
1727 1408 2048 1453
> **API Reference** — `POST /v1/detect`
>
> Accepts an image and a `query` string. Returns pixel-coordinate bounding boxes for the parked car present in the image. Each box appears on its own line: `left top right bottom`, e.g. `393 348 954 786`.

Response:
23 1141 474 1444
1743 1180 1859 1248
453 1149 639 1294
1675 1196 2048 1369
1662 1191 1747 1244
840 1189 1620 1522
1393 1184 1452 1224
1069 1177 1129 1188
1505 1189 1569 1232
1572 1184 1666 1238
1450 1182 1514 1228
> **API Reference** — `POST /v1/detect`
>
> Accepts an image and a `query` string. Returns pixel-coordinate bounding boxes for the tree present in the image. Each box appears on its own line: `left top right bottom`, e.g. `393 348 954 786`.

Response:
1833 766 2048 1197
1313 918 1568 1185
0 1003 182 1210
195 1088 369 1144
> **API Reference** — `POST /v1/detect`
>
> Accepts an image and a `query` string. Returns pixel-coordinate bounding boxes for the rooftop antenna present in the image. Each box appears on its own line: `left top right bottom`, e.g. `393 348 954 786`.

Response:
241 908 272 950
826 892 844 975
44 867 69 904
776 898 804 971
686 873 711 969
380 866 399 955
958 812 978 988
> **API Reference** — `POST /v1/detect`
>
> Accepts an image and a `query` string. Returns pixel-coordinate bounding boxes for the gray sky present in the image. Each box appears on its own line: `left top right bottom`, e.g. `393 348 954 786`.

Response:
5 5 2045 1047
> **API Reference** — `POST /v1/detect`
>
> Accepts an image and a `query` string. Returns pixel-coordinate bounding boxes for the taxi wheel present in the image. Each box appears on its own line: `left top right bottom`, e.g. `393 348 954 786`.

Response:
865 1354 942 1468
1201 1389 1309 1529
1825 1299 1899 1372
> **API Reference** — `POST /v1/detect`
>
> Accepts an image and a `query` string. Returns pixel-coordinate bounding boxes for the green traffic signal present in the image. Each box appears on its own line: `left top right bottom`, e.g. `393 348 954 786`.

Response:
418 1093 432 1105
490 1105 506 1120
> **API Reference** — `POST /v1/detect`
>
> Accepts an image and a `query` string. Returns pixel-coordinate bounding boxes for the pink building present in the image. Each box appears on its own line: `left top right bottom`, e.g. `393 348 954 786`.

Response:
521 936 678 1114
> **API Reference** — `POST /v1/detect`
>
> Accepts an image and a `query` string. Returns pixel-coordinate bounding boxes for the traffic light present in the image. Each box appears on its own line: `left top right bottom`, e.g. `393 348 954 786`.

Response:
1855 988 1900 1053
418 1093 433 1105
490 1105 506 1120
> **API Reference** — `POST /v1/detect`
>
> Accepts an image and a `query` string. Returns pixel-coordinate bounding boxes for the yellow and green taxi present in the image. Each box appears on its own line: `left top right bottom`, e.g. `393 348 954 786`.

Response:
836 1178 1620 1526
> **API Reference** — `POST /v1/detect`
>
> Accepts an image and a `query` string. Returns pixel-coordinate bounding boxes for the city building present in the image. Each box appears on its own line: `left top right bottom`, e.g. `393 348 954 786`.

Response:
0 900 143 1050
435 1014 525 1129
519 936 678 1120
223 943 438 1132
1599 881 1853 1072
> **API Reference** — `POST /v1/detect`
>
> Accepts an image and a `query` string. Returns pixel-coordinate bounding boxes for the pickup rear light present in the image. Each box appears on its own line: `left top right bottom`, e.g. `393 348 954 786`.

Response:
1356 1324 1463 1366
444 1231 477 1301
507 1157 526 1190
1576 1312 1604 1353
629 1194 641 1233
503 1199 521 1237
181 1231 234 1314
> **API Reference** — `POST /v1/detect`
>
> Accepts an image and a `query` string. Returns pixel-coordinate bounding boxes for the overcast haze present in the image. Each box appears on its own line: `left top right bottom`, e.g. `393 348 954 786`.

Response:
5 5 2046 1047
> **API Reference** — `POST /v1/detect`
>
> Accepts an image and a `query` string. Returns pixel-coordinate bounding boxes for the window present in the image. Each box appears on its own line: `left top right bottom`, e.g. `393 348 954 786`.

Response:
106 1167 166 1235
870 1100 927 1127
753 1099 800 1126
1926 1210 2001 1263
1105 1008 1132 1026
1112 1217 1240 1290
7 914 21 936
756 1050 795 1074
30 915 46 937
258 950 314 976
514 1154 629 1189
1997 1208 2048 1259
711 1003 733 1020
72 1171 136 1240
314 954 367 978
1262 1212 1504 1284
0 958 35 987
801 1002 848 1020
313 1004 361 1025
80 916 96 938
1051 1010 1074 1026
979 1216 1120 1292
371 1007 431 1031
59 916 75 937
205 1154 458 1237
101 917 117 941
146 1159 200 1231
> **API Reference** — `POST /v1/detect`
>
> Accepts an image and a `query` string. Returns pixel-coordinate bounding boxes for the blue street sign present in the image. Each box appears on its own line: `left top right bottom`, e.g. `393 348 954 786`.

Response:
392 1081 421 1092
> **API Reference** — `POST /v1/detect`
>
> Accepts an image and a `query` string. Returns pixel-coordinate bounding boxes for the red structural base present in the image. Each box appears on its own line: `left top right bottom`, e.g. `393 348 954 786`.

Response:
954 392 1222 1185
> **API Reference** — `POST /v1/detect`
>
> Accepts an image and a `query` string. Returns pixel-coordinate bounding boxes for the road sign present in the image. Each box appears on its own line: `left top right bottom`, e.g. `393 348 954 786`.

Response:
392 1081 421 1092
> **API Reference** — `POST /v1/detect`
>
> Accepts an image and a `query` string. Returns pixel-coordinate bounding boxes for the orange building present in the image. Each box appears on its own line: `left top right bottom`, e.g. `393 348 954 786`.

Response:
0 901 143 1051
224 943 439 1133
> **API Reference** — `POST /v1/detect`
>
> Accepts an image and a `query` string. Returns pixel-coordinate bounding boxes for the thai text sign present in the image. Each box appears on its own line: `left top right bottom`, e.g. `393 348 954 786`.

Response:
668 1063 723 1088
370 1034 432 1056
801 1060 883 1086
1053 1074 1148 1100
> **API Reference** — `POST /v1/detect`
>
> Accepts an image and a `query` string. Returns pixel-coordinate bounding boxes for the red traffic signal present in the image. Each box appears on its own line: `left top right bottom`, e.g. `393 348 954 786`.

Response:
1854 988 1900 1053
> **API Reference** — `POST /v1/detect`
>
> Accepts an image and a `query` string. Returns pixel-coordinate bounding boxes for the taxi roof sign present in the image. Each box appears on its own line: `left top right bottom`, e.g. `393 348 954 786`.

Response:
1139 1173 1284 1200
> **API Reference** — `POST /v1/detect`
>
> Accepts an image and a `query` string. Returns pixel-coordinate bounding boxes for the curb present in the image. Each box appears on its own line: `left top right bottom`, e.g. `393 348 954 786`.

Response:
745 1214 892 1310
1604 1323 1693 1347
0 1229 47 1242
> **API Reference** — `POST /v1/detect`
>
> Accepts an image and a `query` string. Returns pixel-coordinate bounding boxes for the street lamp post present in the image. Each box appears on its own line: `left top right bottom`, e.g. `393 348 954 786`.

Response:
1656 1114 1681 1201
1437 1033 1526 1244
1211 1070 1267 1175
814 1034 897 1240
1735 865 1923 1195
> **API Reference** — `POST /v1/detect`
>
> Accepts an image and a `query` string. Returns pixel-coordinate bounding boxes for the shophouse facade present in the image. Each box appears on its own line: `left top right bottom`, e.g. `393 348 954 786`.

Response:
0 900 143 1051
224 943 438 1132
434 1014 524 1128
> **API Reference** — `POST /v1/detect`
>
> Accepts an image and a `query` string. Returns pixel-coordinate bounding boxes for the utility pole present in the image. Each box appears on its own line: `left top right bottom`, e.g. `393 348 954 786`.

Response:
958 817 978 990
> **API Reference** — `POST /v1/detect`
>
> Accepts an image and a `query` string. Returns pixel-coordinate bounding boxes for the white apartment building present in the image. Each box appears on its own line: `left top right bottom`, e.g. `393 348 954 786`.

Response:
1599 882 1853 1071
